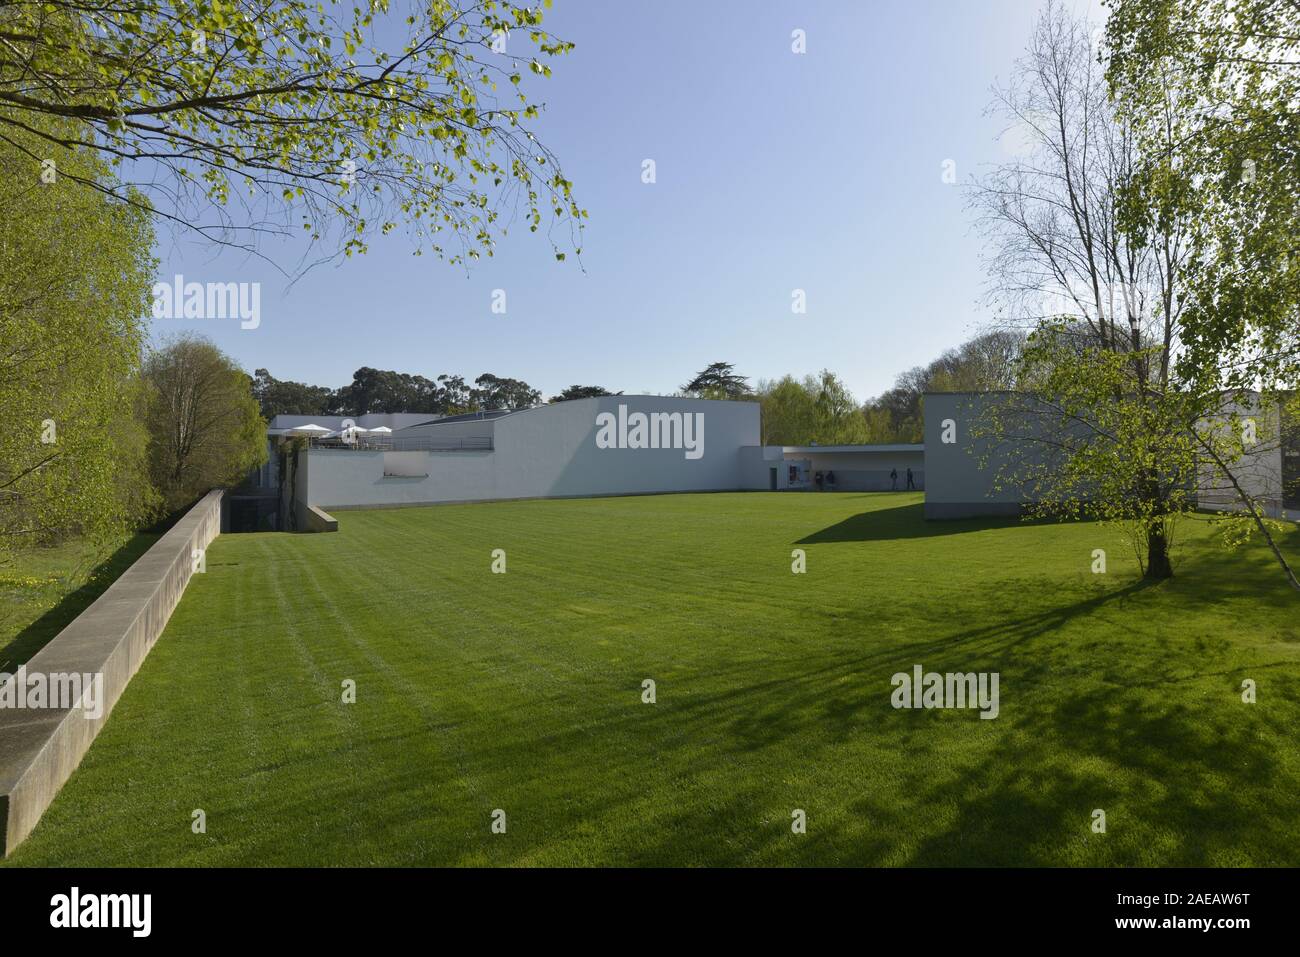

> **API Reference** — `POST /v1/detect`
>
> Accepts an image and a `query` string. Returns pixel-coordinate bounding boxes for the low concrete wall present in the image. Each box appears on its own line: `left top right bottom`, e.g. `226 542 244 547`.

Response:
0 490 222 856
297 502 338 532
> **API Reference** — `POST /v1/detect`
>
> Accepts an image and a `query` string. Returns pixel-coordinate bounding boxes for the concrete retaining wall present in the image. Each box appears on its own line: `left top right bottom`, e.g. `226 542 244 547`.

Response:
297 502 338 532
0 490 223 856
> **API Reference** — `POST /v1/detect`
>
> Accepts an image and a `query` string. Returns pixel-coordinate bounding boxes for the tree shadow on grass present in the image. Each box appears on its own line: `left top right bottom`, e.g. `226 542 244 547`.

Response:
796 502 1066 544
680 580 1159 754
0 532 158 671
901 681 1286 866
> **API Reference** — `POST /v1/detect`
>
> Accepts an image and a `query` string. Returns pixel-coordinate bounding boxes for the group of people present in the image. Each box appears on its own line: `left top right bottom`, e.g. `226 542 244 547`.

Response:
810 467 916 491
813 470 836 491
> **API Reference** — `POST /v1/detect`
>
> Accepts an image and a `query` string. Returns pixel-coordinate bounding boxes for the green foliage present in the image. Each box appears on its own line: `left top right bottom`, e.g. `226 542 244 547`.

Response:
1105 0 1300 396
861 331 1024 443
252 369 335 418
143 334 268 512
976 324 1201 576
0 110 158 556
266 366 542 416
549 385 616 403
968 2 1205 582
681 362 752 401
756 372 869 446
756 376 820 445
330 366 470 415
471 372 541 410
0 0 584 262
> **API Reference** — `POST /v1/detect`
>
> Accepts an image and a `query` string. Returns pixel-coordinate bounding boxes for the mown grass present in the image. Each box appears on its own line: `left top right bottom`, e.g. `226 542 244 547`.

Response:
5 492 1298 866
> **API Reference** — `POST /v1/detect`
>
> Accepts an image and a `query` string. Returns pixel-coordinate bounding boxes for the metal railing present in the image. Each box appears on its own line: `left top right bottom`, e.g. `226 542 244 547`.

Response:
307 435 493 452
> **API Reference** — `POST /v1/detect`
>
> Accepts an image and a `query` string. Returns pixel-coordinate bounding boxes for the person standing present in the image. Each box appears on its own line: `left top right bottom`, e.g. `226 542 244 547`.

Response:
890 467 898 491
906 467 915 490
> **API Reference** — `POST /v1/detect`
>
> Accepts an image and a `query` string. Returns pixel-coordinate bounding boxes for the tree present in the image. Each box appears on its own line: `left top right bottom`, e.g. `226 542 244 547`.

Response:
272 365 524 416
1105 0 1299 402
756 371 869 445
859 332 1024 443
926 331 1024 393
432 374 474 414
809 370 869 444
861 369 927 444
756 376 819 445
967 2 1196 580
143 335 267 512
1105 0 1300 585
0 0 583 264
0 110 157 556
681 362 752 400
549 385 616 402
332 367 411 415
329 367 465 415
471 373 540 410
252 369 335 418
969 2 1296 586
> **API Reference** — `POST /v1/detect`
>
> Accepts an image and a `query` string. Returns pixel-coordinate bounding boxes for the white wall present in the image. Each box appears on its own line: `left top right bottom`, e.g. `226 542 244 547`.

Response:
924 391 1287 519
305 448 496 507
305 396 762 508
1196 396 1286 517
923 393 1060 518
738 446 808 490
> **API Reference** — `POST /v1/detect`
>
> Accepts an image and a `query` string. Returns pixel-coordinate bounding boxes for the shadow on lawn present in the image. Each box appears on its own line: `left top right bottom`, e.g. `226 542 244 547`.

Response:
796 502 1063 544
0 533 157 671
901 682 1283 866
455 568 1291 866
444 581 1218 866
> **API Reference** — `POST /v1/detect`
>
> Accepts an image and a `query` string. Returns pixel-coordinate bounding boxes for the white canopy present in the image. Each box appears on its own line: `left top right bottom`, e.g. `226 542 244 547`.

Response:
288 423 330 434
367 426 393 433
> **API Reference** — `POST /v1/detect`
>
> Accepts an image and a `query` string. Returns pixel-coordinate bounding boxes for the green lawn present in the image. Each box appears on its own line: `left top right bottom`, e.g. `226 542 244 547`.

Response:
5 492 1299 866
0 531 158 673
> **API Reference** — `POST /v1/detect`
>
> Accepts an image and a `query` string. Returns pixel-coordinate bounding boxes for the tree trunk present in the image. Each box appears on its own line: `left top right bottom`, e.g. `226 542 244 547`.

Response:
1145 524 1173 580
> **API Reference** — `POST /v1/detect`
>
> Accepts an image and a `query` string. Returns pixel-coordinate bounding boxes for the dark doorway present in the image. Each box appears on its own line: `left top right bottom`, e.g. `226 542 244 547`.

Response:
227 495 280 532
230 498 260 533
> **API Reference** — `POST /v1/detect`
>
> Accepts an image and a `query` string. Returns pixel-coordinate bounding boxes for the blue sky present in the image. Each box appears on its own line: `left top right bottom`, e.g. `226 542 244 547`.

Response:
150 0 1104 402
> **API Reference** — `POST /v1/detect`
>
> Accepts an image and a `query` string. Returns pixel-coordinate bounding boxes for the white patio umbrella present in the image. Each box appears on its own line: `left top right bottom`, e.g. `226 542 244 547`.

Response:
367 426 393 433
287 423 331 435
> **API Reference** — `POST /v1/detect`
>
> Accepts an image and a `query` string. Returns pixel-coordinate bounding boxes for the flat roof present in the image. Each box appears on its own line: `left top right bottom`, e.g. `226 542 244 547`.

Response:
782 444 924 454
404 409 517 429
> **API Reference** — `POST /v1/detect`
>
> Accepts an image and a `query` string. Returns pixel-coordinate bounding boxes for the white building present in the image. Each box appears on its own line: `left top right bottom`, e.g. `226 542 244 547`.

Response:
922 391 1295 519
288 397 771 521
